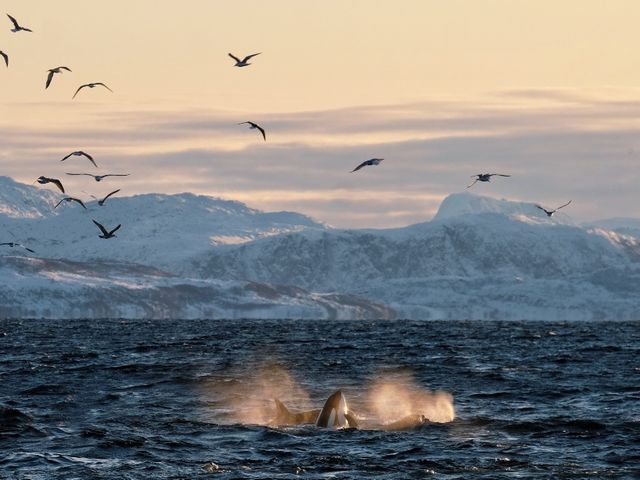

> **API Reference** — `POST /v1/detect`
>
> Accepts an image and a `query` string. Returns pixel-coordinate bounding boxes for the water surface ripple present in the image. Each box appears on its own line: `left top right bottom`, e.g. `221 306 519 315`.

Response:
1 319 639 479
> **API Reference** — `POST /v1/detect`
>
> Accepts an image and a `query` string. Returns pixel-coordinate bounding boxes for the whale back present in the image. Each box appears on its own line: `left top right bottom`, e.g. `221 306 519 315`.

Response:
272 398 320 426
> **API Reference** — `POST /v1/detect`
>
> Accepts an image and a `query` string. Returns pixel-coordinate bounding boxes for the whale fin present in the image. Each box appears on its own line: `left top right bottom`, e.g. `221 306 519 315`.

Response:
273 398 321 426
273 398 293 425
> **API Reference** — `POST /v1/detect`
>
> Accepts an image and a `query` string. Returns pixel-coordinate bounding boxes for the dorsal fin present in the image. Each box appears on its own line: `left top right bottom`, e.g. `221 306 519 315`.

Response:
273 398 292 424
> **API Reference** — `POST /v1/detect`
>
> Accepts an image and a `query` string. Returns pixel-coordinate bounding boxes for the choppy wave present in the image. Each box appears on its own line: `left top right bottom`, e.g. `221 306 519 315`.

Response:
1 319 639 478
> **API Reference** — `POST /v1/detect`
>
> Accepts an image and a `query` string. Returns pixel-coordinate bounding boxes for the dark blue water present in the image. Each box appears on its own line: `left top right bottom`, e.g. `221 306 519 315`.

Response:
1 319 639 479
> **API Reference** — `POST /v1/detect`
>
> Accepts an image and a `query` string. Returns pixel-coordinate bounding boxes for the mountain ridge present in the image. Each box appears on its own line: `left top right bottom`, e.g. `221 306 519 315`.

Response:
1 176 639 320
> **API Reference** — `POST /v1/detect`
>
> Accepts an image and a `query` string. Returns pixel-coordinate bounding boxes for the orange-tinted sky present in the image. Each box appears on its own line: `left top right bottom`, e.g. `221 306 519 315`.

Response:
3 1 640 227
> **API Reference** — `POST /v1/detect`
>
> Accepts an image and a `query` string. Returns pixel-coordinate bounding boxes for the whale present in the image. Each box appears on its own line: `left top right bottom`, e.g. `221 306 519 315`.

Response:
315 390 359 429
271 398 320 426
272 391 428 430
381 413 428 431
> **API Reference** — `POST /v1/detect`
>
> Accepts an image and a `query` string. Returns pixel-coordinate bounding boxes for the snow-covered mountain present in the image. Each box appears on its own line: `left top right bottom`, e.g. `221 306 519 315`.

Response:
585 218 640 239
0 176 324 274
1 176 639 320
196 193 640 319
0 256 391 320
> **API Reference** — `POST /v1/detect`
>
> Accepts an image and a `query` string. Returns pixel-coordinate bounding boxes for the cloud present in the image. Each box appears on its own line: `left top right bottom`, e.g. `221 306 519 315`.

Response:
3 91 640 228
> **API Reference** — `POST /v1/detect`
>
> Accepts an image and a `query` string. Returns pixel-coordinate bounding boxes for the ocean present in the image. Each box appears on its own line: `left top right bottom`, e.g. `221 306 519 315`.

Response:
1 319 638 479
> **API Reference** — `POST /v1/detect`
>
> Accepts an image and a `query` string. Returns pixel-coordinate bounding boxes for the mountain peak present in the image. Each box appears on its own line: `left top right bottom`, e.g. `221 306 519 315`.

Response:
433 192 556 221
0 176 62 219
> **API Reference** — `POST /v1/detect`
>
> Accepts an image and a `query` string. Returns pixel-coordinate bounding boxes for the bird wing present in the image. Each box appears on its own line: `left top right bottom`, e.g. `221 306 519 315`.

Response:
228 53 241 63
92 220 109 236
535 204 552 215
7 14 19 28
0 51 7 67
0 243 11 246
72 84 87 98
556 200 572 211
102 174 130 178
256 124 266 141
22 246 35 253
243 53 261 62
102 189 121 202
45 70 54 89
61 66 72 71
70 198 87 209
80 152 98 168
95 82 113 92
60 152 74 161
108 224 122 235
65 172 94 177
54 199 65 209
491 174 511 177
50 178 65 193
238 121 250 125
350 160 368 173
466 178 479 188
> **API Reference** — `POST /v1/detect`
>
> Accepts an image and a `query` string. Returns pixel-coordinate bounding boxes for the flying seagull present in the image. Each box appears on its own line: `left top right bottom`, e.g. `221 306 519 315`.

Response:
60 151 97 168
93 219 121 239
7 14 32 33
72 82 113 99
466 173 511 189
66 173 130 182
351 158 384 173
91 189 121 206
0 242 35 253
46 66 71 89
54 197 87 210
36 176 65 193
238 121 266 141
535 200 572 217
228 52 261 67
0 50 7 67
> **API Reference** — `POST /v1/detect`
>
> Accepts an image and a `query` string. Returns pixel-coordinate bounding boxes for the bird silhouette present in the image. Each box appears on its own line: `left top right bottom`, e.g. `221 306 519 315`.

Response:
0 50 8 67
467 173 511 188
36 176 65 193
93 220 121 239
535 200 572 217
0 242 35 253
61 151 97 168
46 66 72 89
66 173 130 182
351 158 384 173
91 189 121 206
72 82 113 99
54 197 87 210
238 121 266 141
228 52 261 67
7 14 32 32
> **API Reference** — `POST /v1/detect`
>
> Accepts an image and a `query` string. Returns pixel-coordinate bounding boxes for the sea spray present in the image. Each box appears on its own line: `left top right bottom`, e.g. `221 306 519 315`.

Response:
366 371 455 424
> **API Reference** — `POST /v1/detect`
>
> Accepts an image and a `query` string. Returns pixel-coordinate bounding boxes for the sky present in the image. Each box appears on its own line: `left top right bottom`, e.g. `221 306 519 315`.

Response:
2 0 640 228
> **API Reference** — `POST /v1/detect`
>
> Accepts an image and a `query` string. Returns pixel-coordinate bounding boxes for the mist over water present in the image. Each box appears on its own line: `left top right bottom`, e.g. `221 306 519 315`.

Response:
366 372 455 425
203 362 315 426
1 319 639 479
206 362 455 428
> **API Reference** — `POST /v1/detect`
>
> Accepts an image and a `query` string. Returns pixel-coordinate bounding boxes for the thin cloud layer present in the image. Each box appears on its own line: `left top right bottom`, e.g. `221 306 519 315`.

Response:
3 92 640 228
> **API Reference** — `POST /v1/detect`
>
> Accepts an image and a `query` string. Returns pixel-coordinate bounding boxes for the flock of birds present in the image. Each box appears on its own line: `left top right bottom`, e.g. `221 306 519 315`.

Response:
1 13 128 254
1 12 573 257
